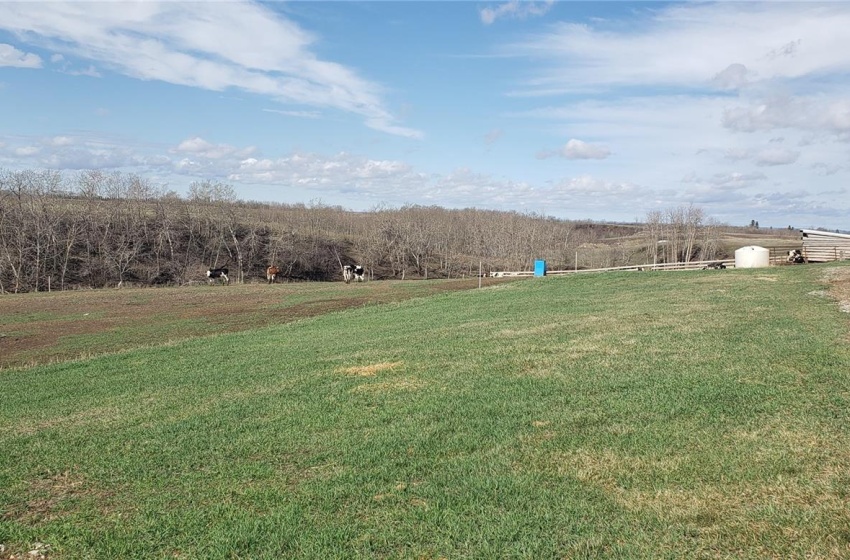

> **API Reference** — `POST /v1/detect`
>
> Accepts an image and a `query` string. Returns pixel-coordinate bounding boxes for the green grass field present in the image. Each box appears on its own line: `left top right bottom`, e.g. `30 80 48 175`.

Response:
2 265 850 559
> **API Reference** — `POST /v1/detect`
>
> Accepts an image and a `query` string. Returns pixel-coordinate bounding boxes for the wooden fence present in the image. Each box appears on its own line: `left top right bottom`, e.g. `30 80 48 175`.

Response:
491 228 850 277
801 229 850 263
490 259 736 277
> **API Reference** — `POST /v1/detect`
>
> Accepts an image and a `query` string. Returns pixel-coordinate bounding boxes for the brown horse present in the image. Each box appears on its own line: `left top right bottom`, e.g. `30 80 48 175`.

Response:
266 265 280 284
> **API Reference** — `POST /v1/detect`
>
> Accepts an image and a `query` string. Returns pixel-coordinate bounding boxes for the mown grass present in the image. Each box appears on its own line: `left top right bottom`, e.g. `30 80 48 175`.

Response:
2 265 850 558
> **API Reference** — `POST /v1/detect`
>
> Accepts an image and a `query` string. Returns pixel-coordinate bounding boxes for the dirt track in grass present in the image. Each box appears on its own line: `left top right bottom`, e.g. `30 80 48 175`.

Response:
0 277 520 370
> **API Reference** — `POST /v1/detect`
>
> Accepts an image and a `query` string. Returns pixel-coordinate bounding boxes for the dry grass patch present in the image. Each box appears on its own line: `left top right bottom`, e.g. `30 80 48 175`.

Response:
538 433 850 556
617 482 850 558
727 422 848 479
822 266 850 314
3 470 111 525
4 406 126 438
547 448 683 492
338 361 404 377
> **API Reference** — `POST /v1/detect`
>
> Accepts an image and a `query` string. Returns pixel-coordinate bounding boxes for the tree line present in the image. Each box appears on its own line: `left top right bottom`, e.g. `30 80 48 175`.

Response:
0 168 727 293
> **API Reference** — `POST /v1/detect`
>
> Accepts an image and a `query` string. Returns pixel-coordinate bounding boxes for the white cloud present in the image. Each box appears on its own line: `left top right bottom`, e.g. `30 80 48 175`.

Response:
811 162 843 176
39 149 150 170
712 63 752 91
537 139 611 160
0 1 420 138
0 43 41 68
12 146 41 157
510 3 850 95
560 139 610 160
722 95 850 136
754 147 799 167
1 127 846 228
480 1 554 26
231 152 415 187
66 65 101 77
174 137 256 160
555 175 636 196
48 136 74 147
721 146 800 167
0 134 167 171
705 172 768 190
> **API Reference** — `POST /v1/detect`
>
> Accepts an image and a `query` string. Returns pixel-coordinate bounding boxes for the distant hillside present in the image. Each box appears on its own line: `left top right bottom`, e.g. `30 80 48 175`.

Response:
0 168 800 292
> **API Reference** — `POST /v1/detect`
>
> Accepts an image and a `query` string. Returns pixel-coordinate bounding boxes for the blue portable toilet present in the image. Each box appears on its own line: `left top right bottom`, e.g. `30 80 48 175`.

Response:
534 259 546 277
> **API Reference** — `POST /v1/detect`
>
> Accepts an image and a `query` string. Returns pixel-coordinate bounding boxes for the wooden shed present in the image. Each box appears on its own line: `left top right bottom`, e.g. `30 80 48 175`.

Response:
801 229 850 262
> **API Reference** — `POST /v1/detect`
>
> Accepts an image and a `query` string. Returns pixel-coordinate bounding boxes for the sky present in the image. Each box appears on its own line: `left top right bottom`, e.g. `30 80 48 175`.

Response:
1 1 849 229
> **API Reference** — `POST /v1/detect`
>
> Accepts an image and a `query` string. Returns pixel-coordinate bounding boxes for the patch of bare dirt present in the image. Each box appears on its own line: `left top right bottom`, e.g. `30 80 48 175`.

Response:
0 278 519 370
822 267 850 312
3 470 98 525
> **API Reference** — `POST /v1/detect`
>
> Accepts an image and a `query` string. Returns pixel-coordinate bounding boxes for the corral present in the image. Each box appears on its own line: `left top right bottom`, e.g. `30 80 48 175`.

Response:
801 229 850 262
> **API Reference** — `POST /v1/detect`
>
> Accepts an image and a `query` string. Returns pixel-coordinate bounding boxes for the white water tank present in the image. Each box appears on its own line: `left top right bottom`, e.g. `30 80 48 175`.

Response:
735 245 770 268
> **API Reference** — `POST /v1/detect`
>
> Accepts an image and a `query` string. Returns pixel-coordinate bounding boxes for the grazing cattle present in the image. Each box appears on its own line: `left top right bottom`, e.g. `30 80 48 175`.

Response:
702 261 726 270
266 265 280 284
343 264 365 283
206 267 229 284
787 249 805 264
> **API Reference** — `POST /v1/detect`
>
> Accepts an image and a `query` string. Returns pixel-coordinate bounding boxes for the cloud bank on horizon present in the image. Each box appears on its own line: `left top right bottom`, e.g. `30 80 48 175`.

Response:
0 1 848 229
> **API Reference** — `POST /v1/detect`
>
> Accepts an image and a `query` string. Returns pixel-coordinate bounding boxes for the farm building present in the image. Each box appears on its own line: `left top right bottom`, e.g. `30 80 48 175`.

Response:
801 229 850 262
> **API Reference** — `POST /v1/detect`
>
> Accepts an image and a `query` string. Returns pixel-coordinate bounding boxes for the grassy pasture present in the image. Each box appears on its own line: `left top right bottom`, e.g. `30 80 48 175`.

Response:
0 277 514 370
2 264 850 558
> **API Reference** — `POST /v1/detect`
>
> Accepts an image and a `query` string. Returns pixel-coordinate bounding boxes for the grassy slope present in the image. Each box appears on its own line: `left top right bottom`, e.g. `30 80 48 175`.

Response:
0 278 511 369
2 265 850 559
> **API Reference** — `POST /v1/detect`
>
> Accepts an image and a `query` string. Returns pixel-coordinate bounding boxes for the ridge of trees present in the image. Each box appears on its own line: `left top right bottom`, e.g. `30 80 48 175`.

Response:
1 168 731 293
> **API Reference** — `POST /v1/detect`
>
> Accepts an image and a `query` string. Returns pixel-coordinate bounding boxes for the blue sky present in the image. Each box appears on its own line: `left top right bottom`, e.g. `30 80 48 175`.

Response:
1 1 850 229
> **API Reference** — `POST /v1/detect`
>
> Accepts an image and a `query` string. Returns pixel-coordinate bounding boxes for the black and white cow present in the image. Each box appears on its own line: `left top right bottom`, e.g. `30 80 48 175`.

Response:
206 267 229 284
343 264 365 283
787 249 805 264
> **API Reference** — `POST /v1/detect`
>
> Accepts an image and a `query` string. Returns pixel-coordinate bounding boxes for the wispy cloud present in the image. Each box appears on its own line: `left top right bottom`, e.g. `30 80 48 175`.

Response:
0 43 41 68
1 130 847 226
754 147 800 167
232 152 416 187
173 137 256 161
480 1 554 26
0 1 420 138
723 95 850 135
509 3 850 95
263 109 322 119
484 129 503 145
13 146 40 157
66 65 101 78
